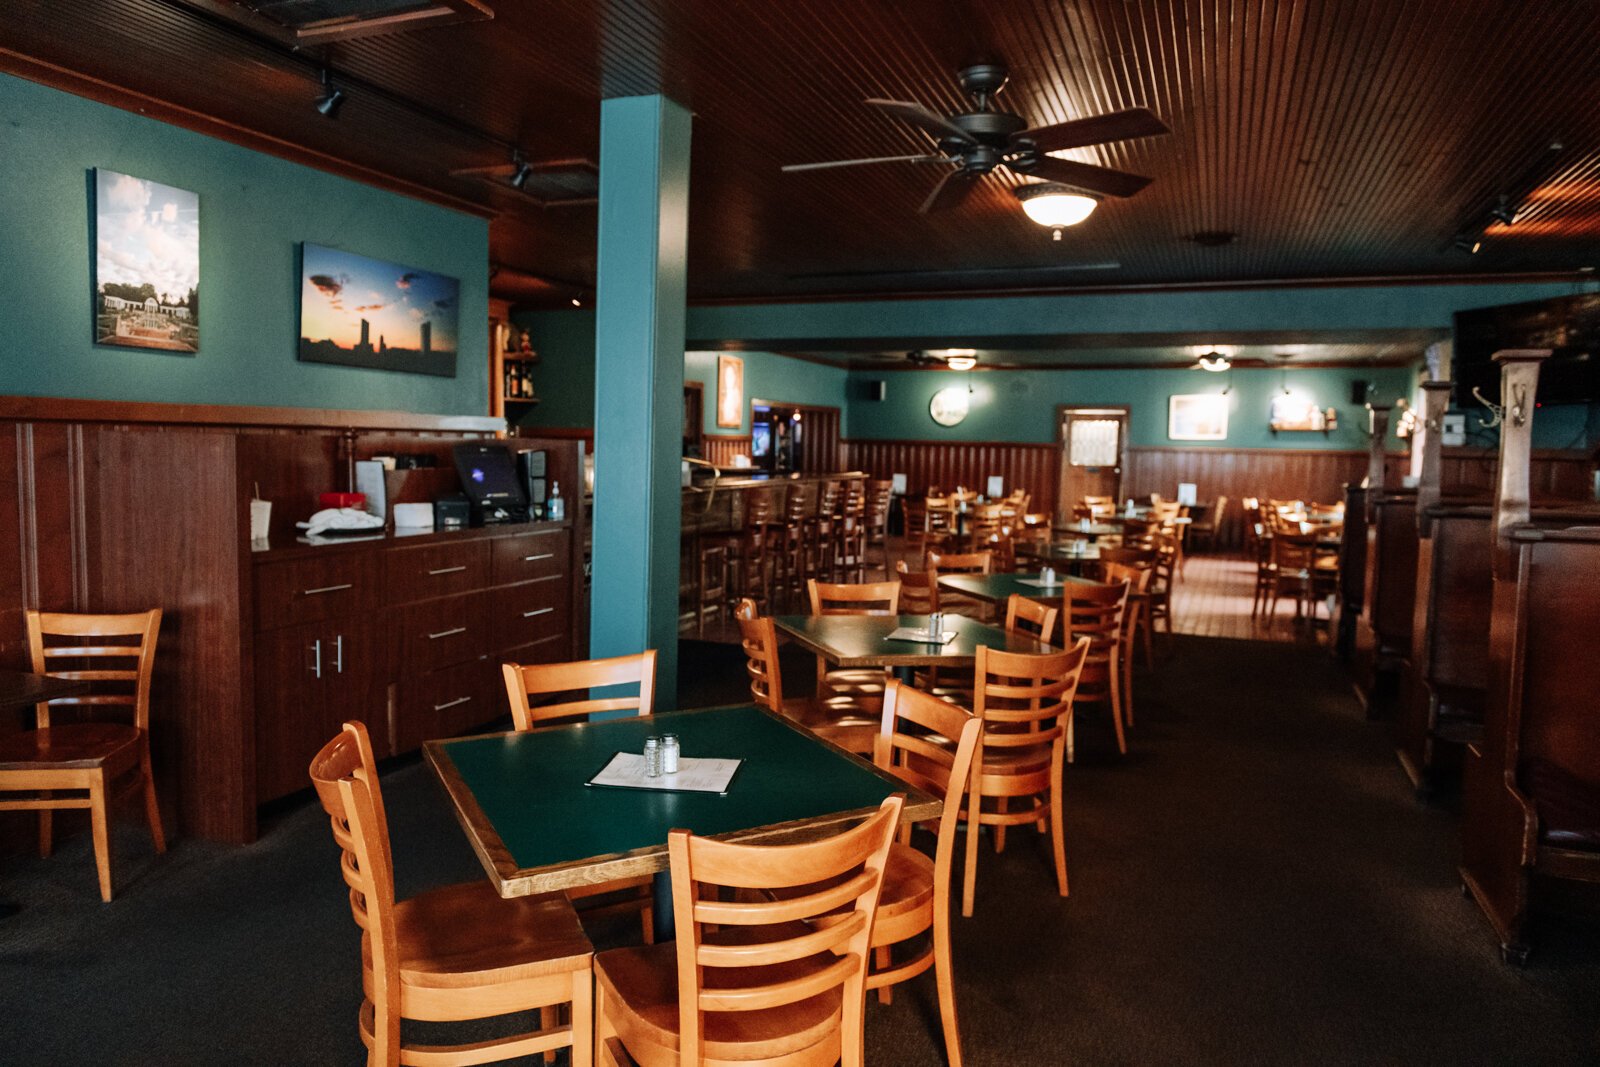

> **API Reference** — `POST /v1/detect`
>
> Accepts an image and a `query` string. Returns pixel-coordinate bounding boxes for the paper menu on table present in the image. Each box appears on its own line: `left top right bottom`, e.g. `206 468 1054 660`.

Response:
586 752 743 794
886 627 958 645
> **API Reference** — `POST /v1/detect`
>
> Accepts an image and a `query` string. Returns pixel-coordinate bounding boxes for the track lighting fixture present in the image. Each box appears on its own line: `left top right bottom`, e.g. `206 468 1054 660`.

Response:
1489 195 1517 226
314 69 344 118
1452 235 1482 254
509 153 535 190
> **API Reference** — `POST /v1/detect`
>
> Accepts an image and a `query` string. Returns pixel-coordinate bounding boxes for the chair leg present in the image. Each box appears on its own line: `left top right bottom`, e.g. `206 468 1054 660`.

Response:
993 798 1007 854
1066 716 1075 764
1122 644 1135 729
595 988 621 1067
962 790 981 918
89 772 112 903
639 900 655 945
874 946 893 1004
142 747 167 853
542 1008 559 1065
932 882 964 1067
38 806 53 858
1049 752 1069 898
1141 614 1154 668
569 968 594 1067
1109 660 1128 756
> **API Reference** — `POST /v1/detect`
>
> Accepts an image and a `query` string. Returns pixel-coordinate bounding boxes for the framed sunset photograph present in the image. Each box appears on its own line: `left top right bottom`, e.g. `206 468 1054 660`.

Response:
717 354 744 428
298 243 459 377
94 169 200 353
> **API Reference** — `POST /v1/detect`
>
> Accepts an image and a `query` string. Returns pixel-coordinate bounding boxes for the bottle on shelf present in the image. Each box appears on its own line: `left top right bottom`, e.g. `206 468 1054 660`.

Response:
548 481 564 520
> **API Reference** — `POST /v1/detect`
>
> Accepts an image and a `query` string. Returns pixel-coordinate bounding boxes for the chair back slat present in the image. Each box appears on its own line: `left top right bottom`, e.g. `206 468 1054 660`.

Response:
502 651 656 730
808 579 901 615
735 600 786 711
26 610 160 731
893 561 940 613
926 550 992 576
1004 594 1059 645
974 640 1091 741
669 797 901 1064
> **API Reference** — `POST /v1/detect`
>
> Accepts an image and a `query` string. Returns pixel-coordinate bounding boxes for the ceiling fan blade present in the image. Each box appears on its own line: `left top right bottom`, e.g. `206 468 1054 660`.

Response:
1019 156 1153 198
1018 107 1170 153
782 154 950 173
919 170 977 215
866 99 977 145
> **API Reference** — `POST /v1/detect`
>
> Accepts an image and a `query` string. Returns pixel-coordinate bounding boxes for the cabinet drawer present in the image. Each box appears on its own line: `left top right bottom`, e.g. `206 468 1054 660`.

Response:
491 530 570 585
495 579 572 652
392 659 498 754
255 553 378 632
384 540 490 604
391 595 490 677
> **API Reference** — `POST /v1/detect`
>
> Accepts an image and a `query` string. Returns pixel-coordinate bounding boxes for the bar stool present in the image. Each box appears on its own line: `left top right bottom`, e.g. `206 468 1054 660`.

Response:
866 479 894 575
723 494 775 614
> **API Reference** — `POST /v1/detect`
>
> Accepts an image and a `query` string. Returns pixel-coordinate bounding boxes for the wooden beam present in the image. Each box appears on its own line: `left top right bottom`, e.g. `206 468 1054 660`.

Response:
0 396 504 434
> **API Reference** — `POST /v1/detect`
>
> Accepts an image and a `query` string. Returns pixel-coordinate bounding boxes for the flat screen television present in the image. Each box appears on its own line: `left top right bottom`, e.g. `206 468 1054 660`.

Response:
751 423 772 457
1453 293 1600 407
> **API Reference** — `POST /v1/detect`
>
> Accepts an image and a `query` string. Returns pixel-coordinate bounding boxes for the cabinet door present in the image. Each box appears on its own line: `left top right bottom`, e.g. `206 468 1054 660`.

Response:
254 619 379 802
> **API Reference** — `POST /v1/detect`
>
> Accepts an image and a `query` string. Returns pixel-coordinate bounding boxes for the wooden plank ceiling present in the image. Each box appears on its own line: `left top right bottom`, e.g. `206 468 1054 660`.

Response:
4 0 1598 306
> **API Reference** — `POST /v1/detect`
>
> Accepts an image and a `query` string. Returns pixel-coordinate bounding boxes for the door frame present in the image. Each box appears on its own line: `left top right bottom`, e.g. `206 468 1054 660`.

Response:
1055 404 1131 525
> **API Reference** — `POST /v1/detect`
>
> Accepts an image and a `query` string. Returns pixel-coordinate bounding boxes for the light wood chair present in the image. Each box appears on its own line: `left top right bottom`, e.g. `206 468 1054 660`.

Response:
736 598 880 756
962 641 1090 916
864 681 982 1066
1266 531 1319 621
894 560 941 613
593 796 903 1067
1062 581 1130 760
1004 593 1060 646
808 579 901 700
0 609 165 902
310 721 595 1067
503 652 658 941
1099 562 1152 730
926 550 993 620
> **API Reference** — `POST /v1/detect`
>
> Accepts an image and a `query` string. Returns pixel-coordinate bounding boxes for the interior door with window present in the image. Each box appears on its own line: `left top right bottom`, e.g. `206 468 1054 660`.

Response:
1057 407 1128 524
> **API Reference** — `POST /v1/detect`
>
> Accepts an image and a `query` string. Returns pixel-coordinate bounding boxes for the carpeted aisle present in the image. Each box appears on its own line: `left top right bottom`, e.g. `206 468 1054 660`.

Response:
0 635 1595 1064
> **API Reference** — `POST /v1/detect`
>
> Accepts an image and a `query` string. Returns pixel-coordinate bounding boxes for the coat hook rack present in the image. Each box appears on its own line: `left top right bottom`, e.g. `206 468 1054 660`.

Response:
1507 382 1530 427
1471 386 1504 429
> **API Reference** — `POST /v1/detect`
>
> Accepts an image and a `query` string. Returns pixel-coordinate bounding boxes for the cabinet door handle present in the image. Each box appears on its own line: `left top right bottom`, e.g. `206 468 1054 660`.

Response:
427 565 468 576
522 607 555 619
433 696 472 712
428 626 467 640
307 639 322 680
334 634 344 674
302 583 353 596
522 553 555 562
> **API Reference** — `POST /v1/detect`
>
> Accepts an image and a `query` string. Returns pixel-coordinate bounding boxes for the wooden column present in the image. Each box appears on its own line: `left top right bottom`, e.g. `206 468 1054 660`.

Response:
1413 381 1453 519
1489 350 1550 579
1365 404 1391 509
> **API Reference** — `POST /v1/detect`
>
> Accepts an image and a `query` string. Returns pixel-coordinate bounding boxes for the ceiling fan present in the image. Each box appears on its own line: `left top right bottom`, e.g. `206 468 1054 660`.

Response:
785 63 1169 217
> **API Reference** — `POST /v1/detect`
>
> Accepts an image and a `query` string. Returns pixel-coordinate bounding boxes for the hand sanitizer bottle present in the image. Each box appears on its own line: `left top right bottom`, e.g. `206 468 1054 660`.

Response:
548 481 564 521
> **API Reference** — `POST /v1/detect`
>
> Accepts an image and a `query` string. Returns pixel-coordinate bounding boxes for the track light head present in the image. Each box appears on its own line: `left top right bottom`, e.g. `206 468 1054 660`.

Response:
509 154 535 190
1452 235 1482 254
315 70 344 118
1489 196 1517 226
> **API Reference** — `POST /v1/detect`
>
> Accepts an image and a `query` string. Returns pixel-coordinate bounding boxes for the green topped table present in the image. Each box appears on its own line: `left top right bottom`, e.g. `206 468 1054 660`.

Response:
936 571 1097 608
771 614 1052 686
424 703 938 904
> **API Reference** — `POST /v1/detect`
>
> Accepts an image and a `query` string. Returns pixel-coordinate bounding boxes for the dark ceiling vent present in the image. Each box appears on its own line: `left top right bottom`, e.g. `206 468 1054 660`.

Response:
1188 230 1238 248
453 159 599 207
220 0 491 43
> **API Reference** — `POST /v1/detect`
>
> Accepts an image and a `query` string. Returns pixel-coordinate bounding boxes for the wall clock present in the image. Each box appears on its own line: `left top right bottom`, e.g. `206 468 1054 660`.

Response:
929 386 970 427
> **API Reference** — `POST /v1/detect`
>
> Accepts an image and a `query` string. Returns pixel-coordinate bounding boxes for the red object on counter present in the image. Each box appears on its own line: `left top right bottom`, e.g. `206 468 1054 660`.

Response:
319 492 366 509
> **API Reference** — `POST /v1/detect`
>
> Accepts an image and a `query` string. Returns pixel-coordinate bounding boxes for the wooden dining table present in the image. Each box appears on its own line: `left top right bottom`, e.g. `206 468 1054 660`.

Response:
0 669 93 920
772 612 1053 686
1014 541 1103 575
424 703 938 935
937 571 1097 608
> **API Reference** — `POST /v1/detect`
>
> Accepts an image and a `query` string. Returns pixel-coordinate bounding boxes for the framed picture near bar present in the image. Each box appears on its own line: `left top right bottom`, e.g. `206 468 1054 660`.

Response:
298 243 459 377
94 169 200 354
717 354 744 428
1168 394 1229 441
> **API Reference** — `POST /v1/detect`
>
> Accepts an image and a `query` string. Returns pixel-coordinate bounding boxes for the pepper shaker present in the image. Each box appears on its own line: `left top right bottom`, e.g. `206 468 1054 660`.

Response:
643 736 662 778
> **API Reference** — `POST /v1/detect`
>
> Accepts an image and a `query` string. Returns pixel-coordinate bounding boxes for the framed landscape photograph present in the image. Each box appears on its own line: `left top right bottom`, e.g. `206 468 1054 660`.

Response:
94 169 199 353
716 354 744 428
298 243 459 377
1168 394 1229 441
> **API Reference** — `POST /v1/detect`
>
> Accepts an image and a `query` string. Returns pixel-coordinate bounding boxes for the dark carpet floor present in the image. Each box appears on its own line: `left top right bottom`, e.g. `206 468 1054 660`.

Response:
2 635 1596 1065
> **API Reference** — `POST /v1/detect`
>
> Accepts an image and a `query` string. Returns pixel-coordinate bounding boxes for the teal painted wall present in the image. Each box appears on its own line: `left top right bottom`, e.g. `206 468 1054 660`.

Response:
846 365 1417 448
0 73 489 413
686 350 849 436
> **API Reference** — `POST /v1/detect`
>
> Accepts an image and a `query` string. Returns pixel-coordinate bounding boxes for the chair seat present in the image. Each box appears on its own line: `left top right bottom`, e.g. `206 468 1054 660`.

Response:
0 722 142 770
781 697 880 755
977 745 1051 775
379 881 592 990
877 843 935 920
1525 759 1600 852
595 932 844 1061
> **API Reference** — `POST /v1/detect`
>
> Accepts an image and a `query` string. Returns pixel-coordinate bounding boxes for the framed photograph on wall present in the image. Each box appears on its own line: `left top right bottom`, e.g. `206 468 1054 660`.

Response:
716 354 744 428
298 243 459 377
94 169 200 354
1168 394 1229 441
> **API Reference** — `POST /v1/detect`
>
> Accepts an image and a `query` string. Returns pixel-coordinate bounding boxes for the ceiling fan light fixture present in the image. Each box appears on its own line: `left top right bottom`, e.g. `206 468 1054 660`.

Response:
1197 351 1231 373
946 355 978 371
1015 183 1098 230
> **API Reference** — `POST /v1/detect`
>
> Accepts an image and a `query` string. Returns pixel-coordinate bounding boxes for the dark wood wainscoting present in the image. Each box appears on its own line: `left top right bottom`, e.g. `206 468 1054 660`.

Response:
702 434 753 468
843 439 1059 516
1382 449 1594 502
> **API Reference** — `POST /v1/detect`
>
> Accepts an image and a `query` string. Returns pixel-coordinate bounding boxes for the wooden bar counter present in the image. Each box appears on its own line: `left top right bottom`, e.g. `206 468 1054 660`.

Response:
682 469 868 535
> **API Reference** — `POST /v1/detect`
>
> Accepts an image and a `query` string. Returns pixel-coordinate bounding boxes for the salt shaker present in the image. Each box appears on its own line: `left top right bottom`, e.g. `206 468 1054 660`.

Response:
643 736 662 778
928 611 944 637
661 733 680 774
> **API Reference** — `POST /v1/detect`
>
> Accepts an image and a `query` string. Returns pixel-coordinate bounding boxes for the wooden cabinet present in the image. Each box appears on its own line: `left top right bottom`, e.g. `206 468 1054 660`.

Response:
250 521 581 803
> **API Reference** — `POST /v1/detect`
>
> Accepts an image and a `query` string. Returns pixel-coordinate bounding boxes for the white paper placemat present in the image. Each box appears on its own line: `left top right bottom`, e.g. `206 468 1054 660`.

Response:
886 627 959 645
587 752 743 794
1017 577 1064 588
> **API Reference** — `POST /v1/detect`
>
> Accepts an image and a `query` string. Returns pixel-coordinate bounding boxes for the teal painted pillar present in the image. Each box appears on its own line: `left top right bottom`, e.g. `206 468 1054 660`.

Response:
590 94 691 701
